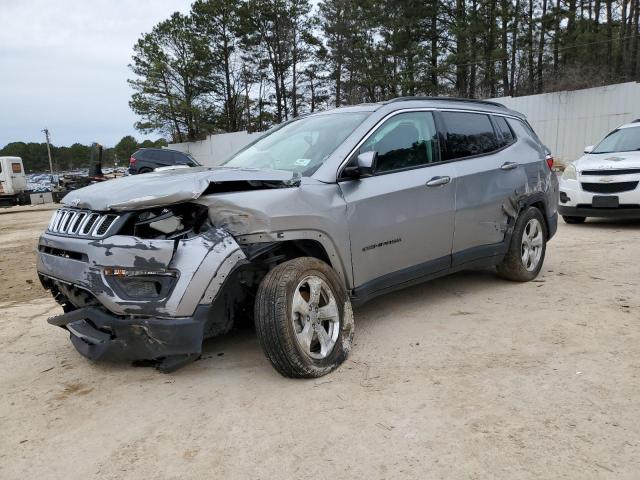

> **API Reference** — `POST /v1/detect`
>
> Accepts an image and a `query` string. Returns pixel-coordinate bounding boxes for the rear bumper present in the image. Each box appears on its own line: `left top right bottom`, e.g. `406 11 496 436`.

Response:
48 306 209 365
559 205 640 218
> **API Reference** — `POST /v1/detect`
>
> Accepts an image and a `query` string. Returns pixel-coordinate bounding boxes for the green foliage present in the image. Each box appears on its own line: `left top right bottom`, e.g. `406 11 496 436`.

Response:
125 0 640 138
128 12 217 142
0 137 168 173
114 135 138 162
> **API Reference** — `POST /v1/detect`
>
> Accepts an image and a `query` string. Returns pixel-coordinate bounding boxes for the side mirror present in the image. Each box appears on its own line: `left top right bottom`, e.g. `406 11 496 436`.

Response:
584 145 594 154
343 151 378 178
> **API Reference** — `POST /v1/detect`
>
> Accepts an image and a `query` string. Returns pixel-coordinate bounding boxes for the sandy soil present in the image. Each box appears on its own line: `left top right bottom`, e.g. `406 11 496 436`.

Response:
0 205 56 304
1 206 639 479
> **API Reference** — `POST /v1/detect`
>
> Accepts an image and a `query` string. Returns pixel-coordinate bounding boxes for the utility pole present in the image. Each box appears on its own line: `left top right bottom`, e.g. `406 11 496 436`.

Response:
42 128 54 174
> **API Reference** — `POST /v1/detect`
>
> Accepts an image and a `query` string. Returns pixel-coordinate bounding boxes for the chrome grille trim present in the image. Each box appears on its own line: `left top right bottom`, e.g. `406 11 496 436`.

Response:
46 208 120 238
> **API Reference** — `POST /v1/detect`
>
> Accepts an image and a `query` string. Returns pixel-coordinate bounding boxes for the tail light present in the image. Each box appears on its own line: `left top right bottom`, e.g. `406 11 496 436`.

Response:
545 154 554 170
129 156 137 166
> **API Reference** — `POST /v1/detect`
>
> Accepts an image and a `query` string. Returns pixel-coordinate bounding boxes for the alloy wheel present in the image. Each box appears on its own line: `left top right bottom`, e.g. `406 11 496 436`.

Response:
291 275 340 360
521 218 543 272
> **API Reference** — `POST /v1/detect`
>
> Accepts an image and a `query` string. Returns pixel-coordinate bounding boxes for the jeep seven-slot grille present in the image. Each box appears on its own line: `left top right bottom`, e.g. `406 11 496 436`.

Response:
47 209 120 238
581 181 639 194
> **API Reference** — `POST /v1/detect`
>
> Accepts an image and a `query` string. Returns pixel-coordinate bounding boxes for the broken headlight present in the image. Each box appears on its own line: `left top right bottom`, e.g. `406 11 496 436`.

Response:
122 204 210 240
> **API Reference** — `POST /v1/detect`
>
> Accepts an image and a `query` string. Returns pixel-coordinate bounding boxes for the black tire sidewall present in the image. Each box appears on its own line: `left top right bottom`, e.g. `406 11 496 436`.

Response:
563 215 586 224
255 257 354 378
498 206 547 281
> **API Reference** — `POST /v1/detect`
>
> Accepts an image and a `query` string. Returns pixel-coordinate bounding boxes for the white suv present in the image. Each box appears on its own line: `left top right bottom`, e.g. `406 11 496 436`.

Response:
559 121 640 223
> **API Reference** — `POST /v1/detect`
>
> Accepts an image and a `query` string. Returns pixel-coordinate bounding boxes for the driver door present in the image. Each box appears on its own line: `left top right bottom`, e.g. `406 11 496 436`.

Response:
339 111 456 293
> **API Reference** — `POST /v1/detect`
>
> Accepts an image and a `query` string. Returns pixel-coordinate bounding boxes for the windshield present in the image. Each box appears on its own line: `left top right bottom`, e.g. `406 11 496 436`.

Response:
223 112 370 175
592 126 640 153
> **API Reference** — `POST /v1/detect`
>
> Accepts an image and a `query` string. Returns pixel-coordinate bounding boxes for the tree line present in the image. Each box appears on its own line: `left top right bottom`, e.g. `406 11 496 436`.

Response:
129 0 640 142
0 136 167 173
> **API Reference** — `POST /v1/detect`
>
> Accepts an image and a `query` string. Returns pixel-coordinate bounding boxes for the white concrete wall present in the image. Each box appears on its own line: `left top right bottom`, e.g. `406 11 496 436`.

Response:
173 83 640 167
490 82 640 165
169 130 263 166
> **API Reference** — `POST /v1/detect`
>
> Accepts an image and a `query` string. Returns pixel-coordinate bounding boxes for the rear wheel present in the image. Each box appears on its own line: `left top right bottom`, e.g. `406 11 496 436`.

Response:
138 167 153 174
254 257 354 378
497 207 547 282
562 215 586 224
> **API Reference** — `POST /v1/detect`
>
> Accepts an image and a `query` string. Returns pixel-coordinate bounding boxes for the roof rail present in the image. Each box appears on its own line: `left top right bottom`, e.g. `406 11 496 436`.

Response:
383 96 507 109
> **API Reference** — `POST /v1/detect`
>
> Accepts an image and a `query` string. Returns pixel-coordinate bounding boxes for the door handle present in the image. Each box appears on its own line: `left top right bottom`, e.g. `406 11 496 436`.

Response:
500 161 519 171
426 176 451 187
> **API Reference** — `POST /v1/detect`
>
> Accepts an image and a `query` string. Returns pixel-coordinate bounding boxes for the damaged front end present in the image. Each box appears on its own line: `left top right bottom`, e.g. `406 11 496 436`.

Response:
38 203 250 372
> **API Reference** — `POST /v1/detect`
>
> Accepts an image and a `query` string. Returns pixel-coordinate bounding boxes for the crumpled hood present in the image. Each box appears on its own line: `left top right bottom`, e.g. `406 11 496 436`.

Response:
575 151 640 171
62 166 300 211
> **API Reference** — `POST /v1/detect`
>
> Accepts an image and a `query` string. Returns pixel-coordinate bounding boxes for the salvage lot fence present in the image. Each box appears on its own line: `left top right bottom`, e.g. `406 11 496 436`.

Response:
490 81 640 165
169 130 262 167
171 82 640 168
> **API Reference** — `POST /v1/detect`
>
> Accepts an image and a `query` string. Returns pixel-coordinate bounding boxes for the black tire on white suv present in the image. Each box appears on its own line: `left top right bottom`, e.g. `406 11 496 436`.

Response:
562 215 586 224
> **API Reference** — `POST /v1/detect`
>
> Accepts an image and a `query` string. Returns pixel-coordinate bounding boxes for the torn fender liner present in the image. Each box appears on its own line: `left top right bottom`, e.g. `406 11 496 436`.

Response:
48 305 209 363
62 166 300 211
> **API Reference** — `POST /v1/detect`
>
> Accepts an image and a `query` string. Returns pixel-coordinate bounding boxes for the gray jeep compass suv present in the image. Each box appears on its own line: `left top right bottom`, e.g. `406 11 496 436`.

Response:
38 97 558 377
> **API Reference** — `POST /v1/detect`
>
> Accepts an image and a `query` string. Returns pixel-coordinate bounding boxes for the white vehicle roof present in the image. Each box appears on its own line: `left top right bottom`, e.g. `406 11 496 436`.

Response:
617 121 640 130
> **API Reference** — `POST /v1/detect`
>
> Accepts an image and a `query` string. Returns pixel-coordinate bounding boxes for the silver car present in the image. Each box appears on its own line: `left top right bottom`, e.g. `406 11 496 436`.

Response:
37 98 558 376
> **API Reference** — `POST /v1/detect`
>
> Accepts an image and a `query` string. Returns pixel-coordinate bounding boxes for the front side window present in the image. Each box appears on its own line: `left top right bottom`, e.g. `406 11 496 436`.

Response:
359 111 440 173
592 127 640 153
223 112 370 175
441 112 500 160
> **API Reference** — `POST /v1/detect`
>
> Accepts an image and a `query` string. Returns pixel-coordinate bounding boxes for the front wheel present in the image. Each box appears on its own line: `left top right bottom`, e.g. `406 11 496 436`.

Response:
497 207 547 282
562 215 586 224
254 257 354 378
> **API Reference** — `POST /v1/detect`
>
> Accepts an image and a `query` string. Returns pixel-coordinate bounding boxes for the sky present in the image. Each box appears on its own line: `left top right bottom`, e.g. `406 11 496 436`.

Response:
0 0 192 147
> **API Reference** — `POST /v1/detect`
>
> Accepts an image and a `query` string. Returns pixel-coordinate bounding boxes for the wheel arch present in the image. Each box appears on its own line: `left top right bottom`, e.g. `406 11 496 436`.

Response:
237 231 350 288
518 193 552 239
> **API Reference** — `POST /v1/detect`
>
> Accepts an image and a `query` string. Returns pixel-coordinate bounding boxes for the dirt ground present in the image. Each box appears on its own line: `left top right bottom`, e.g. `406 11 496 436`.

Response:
1 205 639 479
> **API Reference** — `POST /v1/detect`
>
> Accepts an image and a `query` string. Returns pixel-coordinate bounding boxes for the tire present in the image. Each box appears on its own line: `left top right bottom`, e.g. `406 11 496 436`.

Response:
138 167 153 174
497 206 547 282
562 215 586 224
254 257 355 378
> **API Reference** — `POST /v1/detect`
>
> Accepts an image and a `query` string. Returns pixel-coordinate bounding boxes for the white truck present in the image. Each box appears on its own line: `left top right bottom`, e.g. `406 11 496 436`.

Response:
0 157 29 206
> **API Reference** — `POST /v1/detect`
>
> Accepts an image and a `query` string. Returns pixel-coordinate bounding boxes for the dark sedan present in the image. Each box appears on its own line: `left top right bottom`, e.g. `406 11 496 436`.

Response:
129 148 199 174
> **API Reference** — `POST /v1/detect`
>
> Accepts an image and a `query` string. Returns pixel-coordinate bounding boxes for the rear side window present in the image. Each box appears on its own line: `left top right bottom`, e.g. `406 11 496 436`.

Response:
441 112 500 160
493 116 516 147
149 150 173 162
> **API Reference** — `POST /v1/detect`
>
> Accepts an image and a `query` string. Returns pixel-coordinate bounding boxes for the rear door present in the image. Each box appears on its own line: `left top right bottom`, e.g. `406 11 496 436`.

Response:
339 111 456 292
439 111 529 264
9 159 27 193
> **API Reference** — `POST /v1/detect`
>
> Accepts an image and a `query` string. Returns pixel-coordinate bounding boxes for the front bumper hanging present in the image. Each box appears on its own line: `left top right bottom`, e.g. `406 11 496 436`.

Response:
47 305 211 371
38 226 247 370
